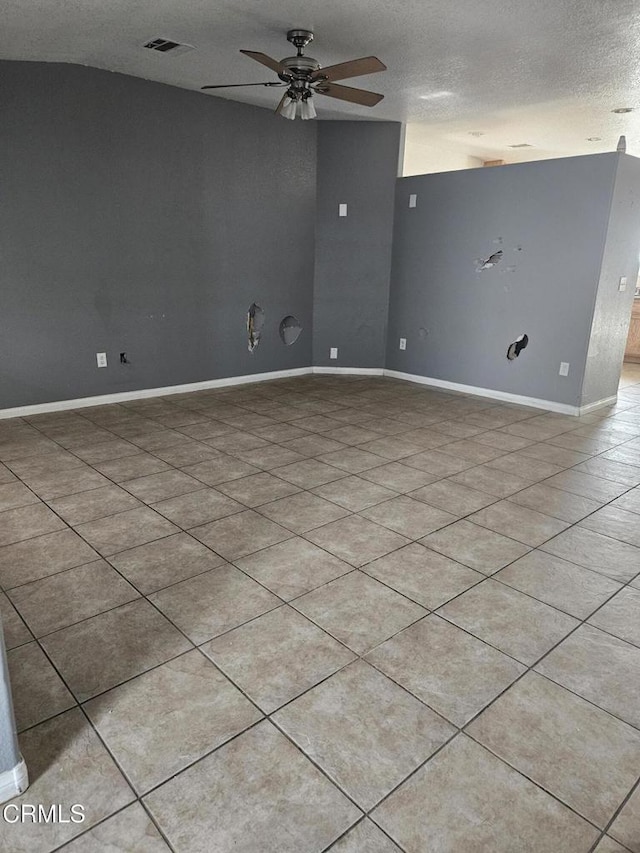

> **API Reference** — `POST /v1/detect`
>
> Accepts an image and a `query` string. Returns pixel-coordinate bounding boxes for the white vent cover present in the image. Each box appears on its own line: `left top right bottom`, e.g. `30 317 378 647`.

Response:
143 38 195 56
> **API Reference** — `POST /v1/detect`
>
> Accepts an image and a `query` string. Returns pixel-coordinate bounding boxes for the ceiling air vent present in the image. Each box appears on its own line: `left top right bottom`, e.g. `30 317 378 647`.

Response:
508 143 533 148
143 38 195 56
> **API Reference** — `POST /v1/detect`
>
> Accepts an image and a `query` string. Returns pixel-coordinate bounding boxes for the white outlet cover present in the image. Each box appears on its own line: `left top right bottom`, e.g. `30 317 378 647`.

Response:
338 203 347 217
559 362 570 376
330 347 338 359
399 338 407 350
619 277 628 292
409 194 417 208
96 352 107 368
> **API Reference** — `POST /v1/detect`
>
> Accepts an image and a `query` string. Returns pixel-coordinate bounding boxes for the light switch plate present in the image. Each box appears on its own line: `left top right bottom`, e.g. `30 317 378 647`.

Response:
409 194 417 208
399 338 407 350
338 203 347 217
96 352 107 368
619 277 628 292
330 347 338 359
559 362 570 376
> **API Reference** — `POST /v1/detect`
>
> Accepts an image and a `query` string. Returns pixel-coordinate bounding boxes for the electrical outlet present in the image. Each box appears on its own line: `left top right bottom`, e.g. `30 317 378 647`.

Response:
559 362 570 376
338 203 347 217
399 338 407 350
96 352 107 368
409 194 417 208
330 347 338 359
619 277 628 292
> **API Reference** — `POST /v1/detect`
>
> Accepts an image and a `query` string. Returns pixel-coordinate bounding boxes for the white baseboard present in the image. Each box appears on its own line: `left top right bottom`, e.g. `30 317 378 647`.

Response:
312 367 384 376
577 395 618 415
0 758 28 805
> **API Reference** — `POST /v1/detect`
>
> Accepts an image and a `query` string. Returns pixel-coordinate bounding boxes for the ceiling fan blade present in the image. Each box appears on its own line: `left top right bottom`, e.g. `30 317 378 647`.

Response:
240 50 285 75
311 56 386 83
201 82 286 90
313 82 384 107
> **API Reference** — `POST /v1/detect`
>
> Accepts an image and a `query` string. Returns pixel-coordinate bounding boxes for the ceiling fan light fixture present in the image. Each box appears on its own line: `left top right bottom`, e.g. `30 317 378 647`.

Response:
280 95 298 120
299 95 317 120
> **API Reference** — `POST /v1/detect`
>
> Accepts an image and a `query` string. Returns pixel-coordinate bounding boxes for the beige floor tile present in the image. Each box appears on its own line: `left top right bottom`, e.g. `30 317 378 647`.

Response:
272 459 346 488
41 599 191 701
495 550 622 618
47 484 143 525
0 529 99 588
181 455 260 486
281 433 348 457
366 615 525 726
437 439 507 463
312 475 397 511
205 431 272 453
203 605 355 712
360 461 439 492
292 570 425 654
215 471 301 507
108 532 224 594
545 469 630 502
235 537 353 600
609 785 640 853
541 526 640 583
93 454 172 483
20 466 112 500
151 487 243 527
357 435 425 461
588 587 640 647
468 500 569 546
233 444 306 470
0 708 134 853
517 442 592 468
7 560 139 637
397 427 457 450
0 591 32 649
0 502 66 546
580 505 640 547
150 440 221 467
371 735 598 853
483 452 564 482
402 449 476 477
448 463 535 497
360 495 457 539
572 457 640 486
85 650 261 793
439 579 578 665
421 519 529 575
305 514 410 568
0 481 39 512
468 672 640 827
144 720 360 853
322 425 384 445
258 491 350 534
74 506 179 556
252 423 310 443
508 482 602 523
72 438 141 464
362 542 483 609
190 509 292 560
593 836 632 853
409 479 496 515
7 641 75 731
149 564 280 643
274 660 454 809
611 486 640 514
328 819 402 852
120 469 204 504
58 803 170 852
536 625 640 729
286 414 345 433
317 447 387 474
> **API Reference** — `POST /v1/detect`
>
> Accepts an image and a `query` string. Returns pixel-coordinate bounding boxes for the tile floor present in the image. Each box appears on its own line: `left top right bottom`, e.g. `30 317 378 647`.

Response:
1 364 640 852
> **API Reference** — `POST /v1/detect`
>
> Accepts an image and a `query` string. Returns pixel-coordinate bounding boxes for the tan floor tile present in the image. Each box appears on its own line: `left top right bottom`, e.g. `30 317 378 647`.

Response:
179 455 261 486
402 449 475 477
517 442 592 468
7 560 139 637
7 641 75 731
288 414 345 433
151 487 243 527
0 529 99 588
251 423 310 442
541 526 640 583
0 502 65 546
468 672 640 827
468 500 569 546
495 550 622 618
328 819 402 852
593 836 632 853
150 440 221 467
357 435 425 460
120 469 204 504
205 431 272 453
395 427 457 450
536 625 640 729
109 532 224 594
0 481 39 512
437 439 507 463
305 514 410 568
508 482 602 523
439 579 578 665
371 735 598 852
317 447 387 474
0 591 32 649
235 537 353 600
409 479 496 515
572 457 640 486
190 509 292 560
41 599 191 701
312 475 396 511
272 459 346 488
484 452 564 481
149 564 280 643
366 615 525 726
203 605 355 712
449 463 534 497
292 570 425 654
144 720 360 853
20 466 112 500
259 491 350 534
362 492 460 539
58 803 170 852
0 708 134 853
281 434 348 457
545 469 630 502
85 650 261 793
360 461 439 492
274 660 454 809
47 484 142 525
580 505 640 547
609 785 640 853
72 438 141 464
421 519 529 575
588 587 640 647
215 471 301 507
612 486 640 514
74 506 179 556
233 444 306 470
322 425 384 445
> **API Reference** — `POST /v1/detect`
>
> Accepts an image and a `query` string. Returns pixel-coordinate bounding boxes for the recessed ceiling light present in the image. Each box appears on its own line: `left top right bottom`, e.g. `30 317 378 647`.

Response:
612 107 633 114
468 131 485 137
419 91 453 100
586 136 602 141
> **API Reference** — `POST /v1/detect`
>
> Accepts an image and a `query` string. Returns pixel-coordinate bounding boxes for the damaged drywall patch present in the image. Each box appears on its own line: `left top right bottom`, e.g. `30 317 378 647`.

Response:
506 333 529 361
247 303 265 353
476 250 503 271
279 315 302 346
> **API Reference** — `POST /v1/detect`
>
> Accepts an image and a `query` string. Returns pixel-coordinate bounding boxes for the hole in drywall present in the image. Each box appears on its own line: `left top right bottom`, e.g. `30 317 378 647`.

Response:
247 303 265 353
418 327 429 339
477 249 503 271
279 315 302 346
506 333 529 361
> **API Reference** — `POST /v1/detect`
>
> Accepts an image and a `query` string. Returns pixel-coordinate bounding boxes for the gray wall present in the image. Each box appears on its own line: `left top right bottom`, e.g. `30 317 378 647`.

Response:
582 154 640 405
0 627 20 776
313 121 401 368
386 154 620 406
1 62 317 409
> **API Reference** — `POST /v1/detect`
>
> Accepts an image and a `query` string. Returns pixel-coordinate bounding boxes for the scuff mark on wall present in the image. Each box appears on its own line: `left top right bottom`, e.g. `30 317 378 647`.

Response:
279 315 302 346
506 333 529 360
247 303 265 353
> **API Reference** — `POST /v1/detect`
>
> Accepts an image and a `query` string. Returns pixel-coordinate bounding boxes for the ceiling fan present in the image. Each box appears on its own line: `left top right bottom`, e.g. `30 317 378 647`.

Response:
201 29 386 120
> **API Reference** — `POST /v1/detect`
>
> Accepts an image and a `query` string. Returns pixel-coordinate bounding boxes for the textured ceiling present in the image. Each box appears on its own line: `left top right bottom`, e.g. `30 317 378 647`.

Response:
3 0 640 162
